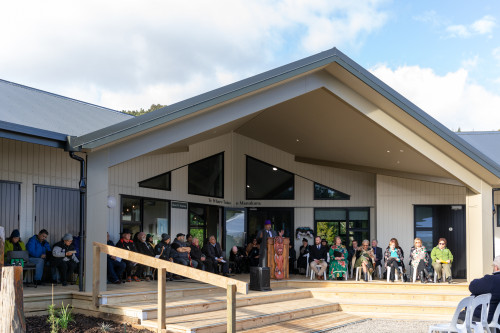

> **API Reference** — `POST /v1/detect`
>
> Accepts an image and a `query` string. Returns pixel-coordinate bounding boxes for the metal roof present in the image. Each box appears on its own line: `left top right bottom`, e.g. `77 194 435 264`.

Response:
71 47 500 179
457 131 500 167
0 79 132 137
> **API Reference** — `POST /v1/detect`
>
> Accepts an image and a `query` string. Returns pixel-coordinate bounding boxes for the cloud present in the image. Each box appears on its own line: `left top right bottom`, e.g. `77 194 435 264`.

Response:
370 64 500 131
0 0 390 110
446 15 496 38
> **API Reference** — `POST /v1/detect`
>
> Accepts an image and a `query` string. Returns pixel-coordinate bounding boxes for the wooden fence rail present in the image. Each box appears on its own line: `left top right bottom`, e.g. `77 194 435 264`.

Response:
93 242 248 333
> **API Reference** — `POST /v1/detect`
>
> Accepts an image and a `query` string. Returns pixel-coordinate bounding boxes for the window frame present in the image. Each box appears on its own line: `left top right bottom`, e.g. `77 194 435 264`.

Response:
138 171 171 191
120 194 171 236
188 152 224 198
245 156 295 200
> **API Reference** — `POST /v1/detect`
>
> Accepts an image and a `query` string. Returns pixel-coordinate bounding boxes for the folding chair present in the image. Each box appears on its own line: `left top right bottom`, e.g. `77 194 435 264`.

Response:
428 296 474 333
467 293 492 333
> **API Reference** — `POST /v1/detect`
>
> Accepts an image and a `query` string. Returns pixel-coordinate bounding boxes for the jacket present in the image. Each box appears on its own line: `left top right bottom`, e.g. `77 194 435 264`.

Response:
469 271 500 322
52 240 79 263
116 238 137 252
155 242 173 261
190 244 205 261
308 244 328 262
383 247 404 267
204 242 224 263
4 239 26 260
430 246 453 263
135 240 155 257
26 235 51 258
171 239 189 261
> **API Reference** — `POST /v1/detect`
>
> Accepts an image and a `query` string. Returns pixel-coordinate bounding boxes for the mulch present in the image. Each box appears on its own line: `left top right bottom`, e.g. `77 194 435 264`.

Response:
26 314 152 333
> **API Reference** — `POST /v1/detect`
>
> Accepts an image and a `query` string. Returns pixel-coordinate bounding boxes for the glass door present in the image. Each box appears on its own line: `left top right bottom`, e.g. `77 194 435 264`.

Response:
225 208 246 257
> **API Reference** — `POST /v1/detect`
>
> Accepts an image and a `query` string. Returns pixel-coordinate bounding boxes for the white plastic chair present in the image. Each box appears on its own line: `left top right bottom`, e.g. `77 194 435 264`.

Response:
306 253 327 280
428 296 474 333
488 301 500 332
467 293 492 333
386 266 404 282
355 267 372 281
434 269 451 283
413 268 429 284
377 265 382 279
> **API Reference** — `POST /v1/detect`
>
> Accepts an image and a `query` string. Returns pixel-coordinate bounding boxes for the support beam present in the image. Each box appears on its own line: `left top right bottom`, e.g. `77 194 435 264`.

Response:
157 268 166 333
0 266 26 332
227 283 236 333
466 182 493 280
0 226 4 290
92 246 101 308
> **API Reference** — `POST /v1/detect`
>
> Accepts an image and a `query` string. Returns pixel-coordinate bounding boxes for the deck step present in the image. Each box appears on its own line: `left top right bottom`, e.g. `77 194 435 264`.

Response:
310 288 469 302
141 298 339 332
337 299 458 315
101 289 312 321
239 312 368 332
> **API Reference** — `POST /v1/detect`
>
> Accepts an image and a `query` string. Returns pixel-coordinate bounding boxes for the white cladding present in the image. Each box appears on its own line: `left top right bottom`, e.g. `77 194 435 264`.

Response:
0 137 80 241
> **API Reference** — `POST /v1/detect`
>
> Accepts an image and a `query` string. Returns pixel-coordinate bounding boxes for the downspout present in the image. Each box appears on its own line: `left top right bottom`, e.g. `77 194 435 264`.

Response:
493 188 500 259
69 152 86 292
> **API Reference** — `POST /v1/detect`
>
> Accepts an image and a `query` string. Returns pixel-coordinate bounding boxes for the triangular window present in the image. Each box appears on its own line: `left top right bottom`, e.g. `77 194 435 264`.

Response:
138 172 171 191
314 183 350 200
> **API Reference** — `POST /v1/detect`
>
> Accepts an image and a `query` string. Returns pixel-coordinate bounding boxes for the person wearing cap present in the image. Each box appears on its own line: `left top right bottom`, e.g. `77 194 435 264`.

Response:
51 233 79 286
4 229 26 261
256 220 284 267
107 232 126 284
116 229 140 282
171 233 198 270
155 233 173 261
297 238 310 274
26 229 51 286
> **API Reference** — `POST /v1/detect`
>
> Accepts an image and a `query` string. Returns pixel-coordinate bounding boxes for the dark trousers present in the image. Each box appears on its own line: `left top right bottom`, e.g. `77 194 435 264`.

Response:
206 259 228 274
414 259 429 278
52 259 78 284
124 260 135 278
107 258 126 282
386 258 401 281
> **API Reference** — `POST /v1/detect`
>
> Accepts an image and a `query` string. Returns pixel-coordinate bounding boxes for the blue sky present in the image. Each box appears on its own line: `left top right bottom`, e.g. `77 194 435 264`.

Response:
1 0 500 131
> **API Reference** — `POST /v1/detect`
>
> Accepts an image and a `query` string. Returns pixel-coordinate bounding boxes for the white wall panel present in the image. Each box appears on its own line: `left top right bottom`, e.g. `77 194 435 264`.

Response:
376 174 466 257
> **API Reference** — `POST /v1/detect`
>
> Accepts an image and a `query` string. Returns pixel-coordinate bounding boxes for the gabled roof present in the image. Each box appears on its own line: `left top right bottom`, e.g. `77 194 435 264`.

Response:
72 47 500 179
0 79 132 138
458 131 500 167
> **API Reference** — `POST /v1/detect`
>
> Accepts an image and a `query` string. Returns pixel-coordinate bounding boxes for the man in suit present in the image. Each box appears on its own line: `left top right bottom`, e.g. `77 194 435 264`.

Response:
204 235 229 276
372 239 383 275
256 219 283 267
309 236 328 280
347 240 358 273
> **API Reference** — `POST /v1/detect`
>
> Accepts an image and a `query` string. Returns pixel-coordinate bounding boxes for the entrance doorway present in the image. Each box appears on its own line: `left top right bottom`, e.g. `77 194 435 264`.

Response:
247 208 294 244
314 208 370 248
188 203 222 248
225 208 246 257
414 205 466 278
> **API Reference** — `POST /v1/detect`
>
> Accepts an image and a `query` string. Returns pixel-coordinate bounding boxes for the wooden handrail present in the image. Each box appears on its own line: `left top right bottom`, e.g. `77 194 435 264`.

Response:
93 242 247 333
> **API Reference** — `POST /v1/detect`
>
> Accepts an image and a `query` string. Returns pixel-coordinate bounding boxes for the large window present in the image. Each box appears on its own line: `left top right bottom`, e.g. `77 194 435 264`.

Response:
314 183 350 200
246 156 294 200
188 203 221 247
139 172 171 191
120 195 170 241
314 208 369 247
188 153 224 198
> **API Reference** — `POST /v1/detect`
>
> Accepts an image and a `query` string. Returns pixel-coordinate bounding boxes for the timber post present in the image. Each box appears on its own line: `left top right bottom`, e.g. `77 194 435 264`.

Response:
0 266 26 332
157 268 166 333
227 283 236 333
92 245 100 308
0 226 4 290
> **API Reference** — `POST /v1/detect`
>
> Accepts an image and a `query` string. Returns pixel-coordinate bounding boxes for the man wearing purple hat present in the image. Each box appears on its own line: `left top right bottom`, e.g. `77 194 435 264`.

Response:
256 220 284 267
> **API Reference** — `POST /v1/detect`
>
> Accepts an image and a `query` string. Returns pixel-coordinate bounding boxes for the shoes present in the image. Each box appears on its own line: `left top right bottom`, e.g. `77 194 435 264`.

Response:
420 272 427 284
126 277 132 282
223 273 230 277
447 276 452 284
112 280 122 284
132 276 141 282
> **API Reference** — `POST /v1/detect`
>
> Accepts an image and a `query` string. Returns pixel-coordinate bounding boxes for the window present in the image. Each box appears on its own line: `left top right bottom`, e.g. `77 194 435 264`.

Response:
188 153 224 198
138 172 171 191
314 208 369 247
313 183 350 200
246 156 294 200
414 206 434 250
120 195 170 241
497 205 500 227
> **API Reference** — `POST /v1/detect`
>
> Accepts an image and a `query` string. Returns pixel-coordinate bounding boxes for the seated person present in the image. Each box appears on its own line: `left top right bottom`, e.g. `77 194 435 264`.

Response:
171 233 198 269
347 240 359 274
134 232 155 281
107 232 125 284
186 233 193 246
384 238 404 282
4 229 26 262
155 234 173 261
431 238 453 283
409 237 430 283
229 246 245 274
354 239 375 282
309 236 328 280
371 239 383 270
190 237 206 270
246 238 260 267
146 234 155 249
467 255 500 324
203 235 229 276
51 233 79 286
26 229 51 286
329 236 348 280
289 243 296 274
297 238 309 274
321 239 328 248
116 229 140 282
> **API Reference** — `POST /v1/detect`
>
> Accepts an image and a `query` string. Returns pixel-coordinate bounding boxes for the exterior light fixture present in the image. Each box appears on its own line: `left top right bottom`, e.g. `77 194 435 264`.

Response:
107 196 116 208
272 167 278 171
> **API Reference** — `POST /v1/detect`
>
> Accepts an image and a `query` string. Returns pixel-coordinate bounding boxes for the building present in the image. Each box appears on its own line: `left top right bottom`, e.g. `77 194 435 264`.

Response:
1 48 500 292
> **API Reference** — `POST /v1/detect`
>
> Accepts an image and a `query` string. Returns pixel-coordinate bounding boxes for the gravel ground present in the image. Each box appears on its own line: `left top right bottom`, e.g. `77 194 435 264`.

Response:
327 319 439 333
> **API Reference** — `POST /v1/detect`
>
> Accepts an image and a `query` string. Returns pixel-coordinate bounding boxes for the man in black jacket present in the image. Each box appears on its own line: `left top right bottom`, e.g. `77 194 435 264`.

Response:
116 229 140 282
468 255 500 323
134 232 155 281
190 237 206 270
204 235 229 276
107 232 126 284
371 239 383 275
309 236 328 280
155 233 173 261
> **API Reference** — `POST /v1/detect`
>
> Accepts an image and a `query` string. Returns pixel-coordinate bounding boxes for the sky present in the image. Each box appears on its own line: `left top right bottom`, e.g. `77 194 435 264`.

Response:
1 1 500 131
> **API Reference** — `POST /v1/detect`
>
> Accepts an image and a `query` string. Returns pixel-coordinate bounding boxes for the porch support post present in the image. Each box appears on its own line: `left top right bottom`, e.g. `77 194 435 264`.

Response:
466 181 493 281
227 283 236 333
157 268 166 333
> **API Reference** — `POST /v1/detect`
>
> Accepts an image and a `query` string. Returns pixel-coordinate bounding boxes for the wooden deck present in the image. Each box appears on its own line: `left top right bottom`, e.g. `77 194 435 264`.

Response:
23 274 470 332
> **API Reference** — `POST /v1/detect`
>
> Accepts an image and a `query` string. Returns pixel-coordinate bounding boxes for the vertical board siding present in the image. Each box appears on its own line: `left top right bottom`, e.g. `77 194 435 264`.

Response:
376 174 466 257
0 181 20 237
0 138 81 240
34 185 80 245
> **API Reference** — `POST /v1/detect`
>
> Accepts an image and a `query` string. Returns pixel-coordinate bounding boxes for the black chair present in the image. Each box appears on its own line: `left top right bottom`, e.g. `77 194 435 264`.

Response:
5 250 37 287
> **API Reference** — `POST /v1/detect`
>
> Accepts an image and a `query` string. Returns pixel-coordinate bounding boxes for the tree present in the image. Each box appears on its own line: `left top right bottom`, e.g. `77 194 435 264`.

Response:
122 104 165 116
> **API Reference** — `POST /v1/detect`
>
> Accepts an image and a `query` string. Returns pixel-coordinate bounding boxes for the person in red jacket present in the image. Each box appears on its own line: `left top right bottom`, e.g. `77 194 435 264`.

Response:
115 229 140 282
